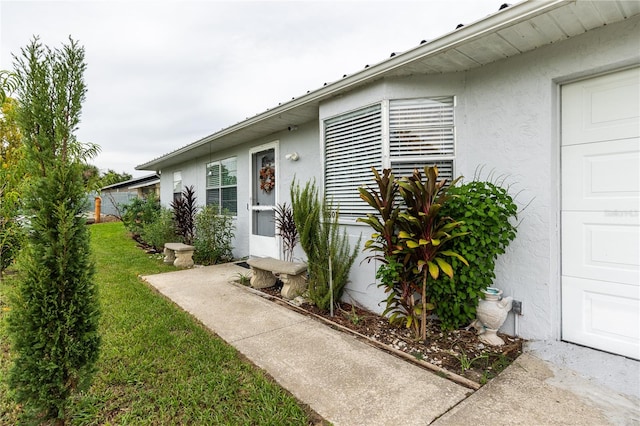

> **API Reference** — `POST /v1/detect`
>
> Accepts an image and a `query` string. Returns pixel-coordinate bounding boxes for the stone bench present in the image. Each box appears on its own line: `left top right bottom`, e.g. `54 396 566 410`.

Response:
247 257 307 299
164 243 195 268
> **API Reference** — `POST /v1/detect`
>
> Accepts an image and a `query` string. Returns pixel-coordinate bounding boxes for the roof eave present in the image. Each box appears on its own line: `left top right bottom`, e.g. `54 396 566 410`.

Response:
136 0 568 171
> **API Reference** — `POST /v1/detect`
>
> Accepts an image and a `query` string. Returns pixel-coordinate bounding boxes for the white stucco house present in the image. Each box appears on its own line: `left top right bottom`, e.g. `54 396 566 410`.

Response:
138 0 640 360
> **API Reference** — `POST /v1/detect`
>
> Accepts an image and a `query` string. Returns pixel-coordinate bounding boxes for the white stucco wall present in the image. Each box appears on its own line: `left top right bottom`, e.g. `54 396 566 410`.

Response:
160 120 321 260
161 15 639 342
317 15 640 339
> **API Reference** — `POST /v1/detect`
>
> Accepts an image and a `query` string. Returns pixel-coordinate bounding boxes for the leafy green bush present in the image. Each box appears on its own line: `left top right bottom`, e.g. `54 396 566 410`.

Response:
433 180 518 329
121 193 160 238
193 205 235 265
291 179 359 312
142 208 178 251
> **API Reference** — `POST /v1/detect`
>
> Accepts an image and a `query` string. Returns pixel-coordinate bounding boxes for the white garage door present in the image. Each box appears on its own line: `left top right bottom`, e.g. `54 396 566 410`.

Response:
561 67 640 360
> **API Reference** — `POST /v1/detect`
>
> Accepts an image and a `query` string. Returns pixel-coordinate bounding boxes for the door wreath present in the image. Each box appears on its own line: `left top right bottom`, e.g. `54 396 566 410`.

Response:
259 165 275 194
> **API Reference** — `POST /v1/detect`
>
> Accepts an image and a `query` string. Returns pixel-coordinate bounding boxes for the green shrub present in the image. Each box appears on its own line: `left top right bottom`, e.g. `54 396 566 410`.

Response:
193 205 235 265
291 179 359 312
121 192 160 238
433 180 518 329
142 208 178 251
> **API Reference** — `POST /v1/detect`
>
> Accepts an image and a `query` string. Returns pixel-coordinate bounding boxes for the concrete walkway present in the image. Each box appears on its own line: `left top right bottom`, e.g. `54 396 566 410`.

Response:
142 264 640 426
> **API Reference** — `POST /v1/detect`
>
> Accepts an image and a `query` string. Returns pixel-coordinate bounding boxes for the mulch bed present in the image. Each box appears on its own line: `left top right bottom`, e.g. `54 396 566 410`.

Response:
250 280 523 388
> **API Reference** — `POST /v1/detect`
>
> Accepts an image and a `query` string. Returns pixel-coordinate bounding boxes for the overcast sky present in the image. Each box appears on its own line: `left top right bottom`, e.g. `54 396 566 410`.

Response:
1 0 506 177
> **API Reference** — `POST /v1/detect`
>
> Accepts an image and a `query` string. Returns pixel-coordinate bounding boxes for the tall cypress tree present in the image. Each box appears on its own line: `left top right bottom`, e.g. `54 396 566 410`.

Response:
8 37 100 424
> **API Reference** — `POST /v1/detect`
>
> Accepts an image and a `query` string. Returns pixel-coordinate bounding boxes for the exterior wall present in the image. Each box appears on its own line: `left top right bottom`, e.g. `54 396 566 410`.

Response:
317 15 640 339
160 120 321 259
160 15 639 342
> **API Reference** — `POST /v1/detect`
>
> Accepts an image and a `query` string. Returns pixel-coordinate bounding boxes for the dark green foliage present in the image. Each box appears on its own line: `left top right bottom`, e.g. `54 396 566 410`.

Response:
121 192 161 238
291 179 359 311
10 164 100 422
98 169 132 187
193 205 235 265
171 185 197 245
0 217 21 274
8 36 100 423
274 202 298 262
0 183 23 277
141 208 177 251
433 180 518 329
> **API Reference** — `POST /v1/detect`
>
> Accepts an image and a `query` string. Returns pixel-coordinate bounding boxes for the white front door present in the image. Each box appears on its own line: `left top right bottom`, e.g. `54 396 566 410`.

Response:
249 143 279 258
561 67 640 360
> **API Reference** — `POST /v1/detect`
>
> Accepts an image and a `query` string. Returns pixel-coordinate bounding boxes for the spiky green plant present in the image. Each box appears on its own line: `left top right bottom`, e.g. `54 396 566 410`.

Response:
291 178 359 311
359 166 468 340
395 166 468 340
358 168 420 335
171 185 197 245
274 202 298 262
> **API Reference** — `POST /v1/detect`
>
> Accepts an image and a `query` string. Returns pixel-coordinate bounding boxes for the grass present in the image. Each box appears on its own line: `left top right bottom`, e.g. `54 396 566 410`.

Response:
1 221 318 425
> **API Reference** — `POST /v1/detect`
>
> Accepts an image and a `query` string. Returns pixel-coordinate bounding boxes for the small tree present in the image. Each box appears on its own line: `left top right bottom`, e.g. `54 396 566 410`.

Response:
8 37 100 424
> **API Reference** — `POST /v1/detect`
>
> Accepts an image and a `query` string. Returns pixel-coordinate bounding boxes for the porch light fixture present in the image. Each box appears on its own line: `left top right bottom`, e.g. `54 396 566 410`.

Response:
285 152 299 161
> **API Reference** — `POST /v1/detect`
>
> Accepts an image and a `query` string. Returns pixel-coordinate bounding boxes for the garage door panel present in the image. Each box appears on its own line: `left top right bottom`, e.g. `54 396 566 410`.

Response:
562 276 640 359
561 138 640 211
562 67 640 359
562 67 640 146
562 213 640 285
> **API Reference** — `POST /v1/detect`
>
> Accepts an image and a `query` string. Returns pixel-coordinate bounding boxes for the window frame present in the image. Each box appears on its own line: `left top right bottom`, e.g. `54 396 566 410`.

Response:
322 96 456 223
173 171 182 201
205 156 238 215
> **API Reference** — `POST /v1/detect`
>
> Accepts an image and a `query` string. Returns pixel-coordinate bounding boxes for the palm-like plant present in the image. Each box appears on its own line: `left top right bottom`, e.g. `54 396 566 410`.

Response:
359 166 469 340
358 168 420 335
396 166 468 340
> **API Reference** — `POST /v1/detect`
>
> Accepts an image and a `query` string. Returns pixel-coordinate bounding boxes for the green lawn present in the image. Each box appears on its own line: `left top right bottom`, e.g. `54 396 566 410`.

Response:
1 221 319 425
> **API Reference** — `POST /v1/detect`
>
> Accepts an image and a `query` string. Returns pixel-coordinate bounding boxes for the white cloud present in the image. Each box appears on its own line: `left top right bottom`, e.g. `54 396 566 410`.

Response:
1 0 504 176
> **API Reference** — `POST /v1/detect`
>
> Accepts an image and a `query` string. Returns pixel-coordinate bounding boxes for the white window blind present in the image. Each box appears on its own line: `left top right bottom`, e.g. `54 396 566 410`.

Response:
206 157 237 214
173 171 182 201
389 97 455 182
324 104 382 218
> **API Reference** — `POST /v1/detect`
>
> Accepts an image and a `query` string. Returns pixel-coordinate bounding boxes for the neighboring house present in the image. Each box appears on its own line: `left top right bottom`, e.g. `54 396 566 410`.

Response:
137 0 640 360
100 173 160 216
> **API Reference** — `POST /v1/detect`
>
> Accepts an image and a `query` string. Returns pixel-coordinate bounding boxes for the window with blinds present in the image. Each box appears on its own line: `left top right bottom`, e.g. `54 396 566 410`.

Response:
324 104 383 219
323 97 455 219
173 171 182 201
206 157 237 214
389 97 455 182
